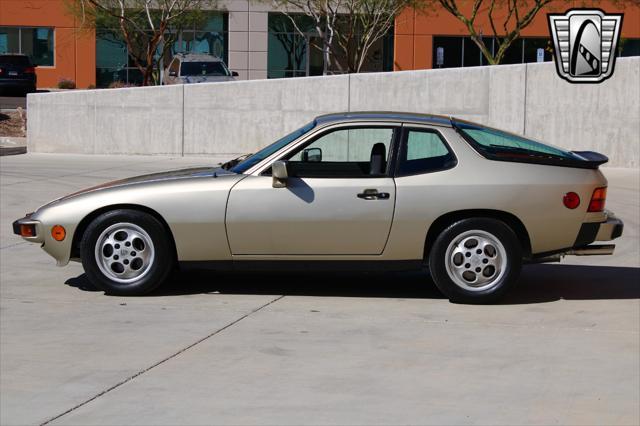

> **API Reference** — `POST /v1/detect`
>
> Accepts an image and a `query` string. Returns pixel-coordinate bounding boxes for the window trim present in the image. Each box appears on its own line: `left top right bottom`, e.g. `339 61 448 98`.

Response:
252 121 402 179
393 126 458 177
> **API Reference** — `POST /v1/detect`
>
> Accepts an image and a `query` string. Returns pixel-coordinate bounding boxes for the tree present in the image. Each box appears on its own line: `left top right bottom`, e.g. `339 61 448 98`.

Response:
273 0 423 74
436 0 555 65
67 0 216 85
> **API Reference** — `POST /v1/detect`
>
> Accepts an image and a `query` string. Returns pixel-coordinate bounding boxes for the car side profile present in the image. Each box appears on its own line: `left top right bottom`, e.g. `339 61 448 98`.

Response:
13 112 623 303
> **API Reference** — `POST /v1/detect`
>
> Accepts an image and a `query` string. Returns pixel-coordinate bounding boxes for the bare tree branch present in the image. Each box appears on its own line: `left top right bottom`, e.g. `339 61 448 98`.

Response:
273 0 422 74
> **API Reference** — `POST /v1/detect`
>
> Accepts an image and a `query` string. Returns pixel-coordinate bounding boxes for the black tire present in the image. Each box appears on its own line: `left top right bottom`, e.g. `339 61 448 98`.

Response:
80 209 174 296
428 218 522 304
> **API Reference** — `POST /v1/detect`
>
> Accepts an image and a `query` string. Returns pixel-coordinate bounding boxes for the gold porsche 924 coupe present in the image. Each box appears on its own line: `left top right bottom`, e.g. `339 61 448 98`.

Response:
13 112 623 303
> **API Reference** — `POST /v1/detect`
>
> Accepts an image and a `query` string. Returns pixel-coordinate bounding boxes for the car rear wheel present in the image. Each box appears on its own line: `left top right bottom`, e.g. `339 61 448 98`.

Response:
428 218 522 304
80 209 174 296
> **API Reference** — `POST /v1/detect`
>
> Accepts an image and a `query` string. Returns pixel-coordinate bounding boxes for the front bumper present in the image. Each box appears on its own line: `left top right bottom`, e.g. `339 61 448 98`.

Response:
13 214 73 266
12 214 43 243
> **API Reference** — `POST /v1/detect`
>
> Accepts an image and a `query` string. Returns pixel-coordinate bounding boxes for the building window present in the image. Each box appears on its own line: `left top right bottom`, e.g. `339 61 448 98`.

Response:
620 38 640 57
0 26 54 66
267 13 394 79
433 36 553 68
95 12 228 87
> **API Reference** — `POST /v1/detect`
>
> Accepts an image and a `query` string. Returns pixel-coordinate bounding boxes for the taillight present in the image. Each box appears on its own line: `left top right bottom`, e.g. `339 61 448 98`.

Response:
563 192 580 209
588 187 607 212
0 67 4 75
24 66 36 74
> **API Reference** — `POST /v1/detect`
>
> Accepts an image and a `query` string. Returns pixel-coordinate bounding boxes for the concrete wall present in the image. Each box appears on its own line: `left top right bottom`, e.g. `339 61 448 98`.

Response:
27 57 640 168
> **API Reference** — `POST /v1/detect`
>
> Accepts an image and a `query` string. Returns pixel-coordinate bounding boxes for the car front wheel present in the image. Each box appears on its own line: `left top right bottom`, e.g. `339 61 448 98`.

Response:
80 209 174 296
429 218 522 304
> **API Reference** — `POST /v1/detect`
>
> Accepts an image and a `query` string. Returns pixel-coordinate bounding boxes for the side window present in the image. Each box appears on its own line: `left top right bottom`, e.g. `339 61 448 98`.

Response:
285 127 395 178
397 129 456 176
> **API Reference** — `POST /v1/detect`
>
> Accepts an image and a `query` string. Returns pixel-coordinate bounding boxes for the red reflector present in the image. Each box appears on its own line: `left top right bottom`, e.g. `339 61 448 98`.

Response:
20 224 35 237
563 192 580 209
588 187 607 212
24 67 36 74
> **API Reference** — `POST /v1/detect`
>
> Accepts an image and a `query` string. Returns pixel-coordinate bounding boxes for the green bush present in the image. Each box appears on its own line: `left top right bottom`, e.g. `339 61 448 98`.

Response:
57 78 76 90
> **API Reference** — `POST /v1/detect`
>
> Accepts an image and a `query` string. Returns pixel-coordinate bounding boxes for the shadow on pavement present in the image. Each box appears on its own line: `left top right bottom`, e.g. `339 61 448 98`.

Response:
66 263 640 304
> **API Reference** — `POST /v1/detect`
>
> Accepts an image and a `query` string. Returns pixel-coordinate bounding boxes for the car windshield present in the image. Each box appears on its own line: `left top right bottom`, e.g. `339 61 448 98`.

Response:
454 121 579 160
0 55 31 66
229 121 317 174
180 61 229 77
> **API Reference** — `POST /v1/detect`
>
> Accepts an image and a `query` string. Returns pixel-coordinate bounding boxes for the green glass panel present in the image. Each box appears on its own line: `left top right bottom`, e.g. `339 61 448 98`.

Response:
407 131 448 160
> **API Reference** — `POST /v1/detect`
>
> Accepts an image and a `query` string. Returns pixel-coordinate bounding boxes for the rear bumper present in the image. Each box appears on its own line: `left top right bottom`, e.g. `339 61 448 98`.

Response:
531 212 623 263
0 78 36 90
574 211 623 247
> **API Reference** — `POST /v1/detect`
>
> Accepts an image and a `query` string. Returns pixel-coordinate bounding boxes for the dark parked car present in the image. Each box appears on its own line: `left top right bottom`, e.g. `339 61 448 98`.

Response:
0 54 37 95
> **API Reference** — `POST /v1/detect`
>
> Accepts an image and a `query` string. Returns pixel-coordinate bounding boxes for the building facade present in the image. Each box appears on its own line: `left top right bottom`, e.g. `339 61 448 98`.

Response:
394 0 640 71
0 0 95 88
1 0 638 88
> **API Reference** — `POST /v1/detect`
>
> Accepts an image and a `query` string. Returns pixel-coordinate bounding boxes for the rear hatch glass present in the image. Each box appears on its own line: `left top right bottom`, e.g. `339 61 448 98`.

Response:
453 120 606 169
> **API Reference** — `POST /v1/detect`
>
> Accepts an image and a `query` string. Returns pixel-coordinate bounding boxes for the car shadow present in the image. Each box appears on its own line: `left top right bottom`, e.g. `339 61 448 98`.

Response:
65 263 640 304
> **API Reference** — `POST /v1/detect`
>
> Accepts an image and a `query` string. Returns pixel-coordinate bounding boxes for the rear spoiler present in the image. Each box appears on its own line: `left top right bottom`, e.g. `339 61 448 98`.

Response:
570 151 609 168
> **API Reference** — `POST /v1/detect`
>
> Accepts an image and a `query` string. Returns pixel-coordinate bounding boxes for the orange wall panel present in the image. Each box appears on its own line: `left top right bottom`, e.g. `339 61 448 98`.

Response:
413 35 432 69
395 8 415 35
394 34 414 71
75 28 95 88
0 0 74 27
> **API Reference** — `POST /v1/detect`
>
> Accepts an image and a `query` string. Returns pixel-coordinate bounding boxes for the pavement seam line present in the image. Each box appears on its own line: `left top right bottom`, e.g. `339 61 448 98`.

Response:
0 241 28 250
39 294 286 426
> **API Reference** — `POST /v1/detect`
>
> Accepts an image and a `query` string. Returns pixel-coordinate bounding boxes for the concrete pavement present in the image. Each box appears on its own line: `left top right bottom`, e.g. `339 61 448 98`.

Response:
1 154 638 425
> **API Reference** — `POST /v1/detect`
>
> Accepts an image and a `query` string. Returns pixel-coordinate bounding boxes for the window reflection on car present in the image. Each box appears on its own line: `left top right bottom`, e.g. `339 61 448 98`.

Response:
180 61 230 77
229 121 317 174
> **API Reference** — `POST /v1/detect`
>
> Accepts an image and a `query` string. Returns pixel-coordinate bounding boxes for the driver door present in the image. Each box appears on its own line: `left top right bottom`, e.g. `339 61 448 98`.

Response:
226 124 398 256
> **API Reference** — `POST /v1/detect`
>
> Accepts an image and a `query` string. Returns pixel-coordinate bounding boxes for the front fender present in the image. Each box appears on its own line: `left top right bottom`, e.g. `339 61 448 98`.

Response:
28 174 244 266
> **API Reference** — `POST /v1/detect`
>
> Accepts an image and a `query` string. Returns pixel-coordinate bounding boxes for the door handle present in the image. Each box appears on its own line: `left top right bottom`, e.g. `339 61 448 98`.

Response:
357 189 390 200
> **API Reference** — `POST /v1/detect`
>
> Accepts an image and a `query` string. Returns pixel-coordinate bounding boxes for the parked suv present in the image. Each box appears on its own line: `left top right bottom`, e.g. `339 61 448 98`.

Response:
0 54 37 95
163 53 237 85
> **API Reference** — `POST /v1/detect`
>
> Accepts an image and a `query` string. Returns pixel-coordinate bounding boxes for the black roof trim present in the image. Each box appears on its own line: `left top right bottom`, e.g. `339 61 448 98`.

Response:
315 111 453 127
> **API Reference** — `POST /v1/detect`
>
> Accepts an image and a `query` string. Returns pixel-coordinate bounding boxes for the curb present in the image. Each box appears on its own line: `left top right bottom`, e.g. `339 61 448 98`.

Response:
0 146 27 156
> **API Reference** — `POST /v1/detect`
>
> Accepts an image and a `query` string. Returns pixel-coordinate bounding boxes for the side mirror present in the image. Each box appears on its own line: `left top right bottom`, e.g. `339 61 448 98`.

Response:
301 147 322 162
272 160 288 188
169 70 177 77
231 71 239 77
